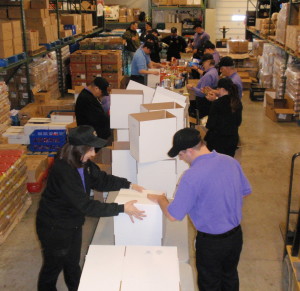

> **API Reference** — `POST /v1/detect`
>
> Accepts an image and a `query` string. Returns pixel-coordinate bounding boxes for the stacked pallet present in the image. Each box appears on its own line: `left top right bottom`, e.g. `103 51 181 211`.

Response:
70 50 122 89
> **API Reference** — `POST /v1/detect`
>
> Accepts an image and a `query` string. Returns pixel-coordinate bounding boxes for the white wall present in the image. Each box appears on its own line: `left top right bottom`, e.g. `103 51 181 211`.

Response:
210 0 257 40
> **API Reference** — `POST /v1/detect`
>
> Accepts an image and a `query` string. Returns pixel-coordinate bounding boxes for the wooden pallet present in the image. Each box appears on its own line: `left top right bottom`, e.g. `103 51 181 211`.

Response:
0 196 32 245
28 46 47 57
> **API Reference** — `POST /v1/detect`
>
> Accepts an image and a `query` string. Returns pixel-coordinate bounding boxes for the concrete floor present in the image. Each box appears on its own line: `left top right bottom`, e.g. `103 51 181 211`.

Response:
0 91 300 291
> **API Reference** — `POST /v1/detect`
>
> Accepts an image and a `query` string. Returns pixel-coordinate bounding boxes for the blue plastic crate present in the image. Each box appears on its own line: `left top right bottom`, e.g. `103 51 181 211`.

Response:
0 52 26 67
29 129 67 152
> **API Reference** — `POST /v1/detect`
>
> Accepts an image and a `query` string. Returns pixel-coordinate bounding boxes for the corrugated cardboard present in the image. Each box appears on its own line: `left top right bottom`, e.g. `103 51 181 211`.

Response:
0 39 13 58
0 21 12 41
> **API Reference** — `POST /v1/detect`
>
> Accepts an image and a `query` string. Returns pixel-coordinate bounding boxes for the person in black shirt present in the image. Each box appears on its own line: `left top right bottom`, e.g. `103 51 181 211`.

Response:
145 33 162 63
161 27 187 61
205 78 243 157
36 125 145 291
75 77 111 140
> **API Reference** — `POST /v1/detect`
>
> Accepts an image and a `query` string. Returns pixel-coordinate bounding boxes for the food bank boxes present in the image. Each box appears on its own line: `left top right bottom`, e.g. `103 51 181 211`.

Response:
128 110 176 163
78 245 180 291
110 89 144 129
114 189 163 246
127 80 155 104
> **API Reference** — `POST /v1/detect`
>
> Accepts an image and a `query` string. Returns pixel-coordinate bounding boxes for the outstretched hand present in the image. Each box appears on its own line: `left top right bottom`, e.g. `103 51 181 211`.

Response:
131 184 145 192
124 200 146 223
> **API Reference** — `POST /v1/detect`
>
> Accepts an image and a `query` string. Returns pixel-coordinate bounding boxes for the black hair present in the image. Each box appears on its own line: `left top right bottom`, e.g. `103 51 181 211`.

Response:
146 22 152 27
138 12 146 22
204 41 216 50
58 143 92 168
193 23 202 29
143 42 154 50
217 78 241 113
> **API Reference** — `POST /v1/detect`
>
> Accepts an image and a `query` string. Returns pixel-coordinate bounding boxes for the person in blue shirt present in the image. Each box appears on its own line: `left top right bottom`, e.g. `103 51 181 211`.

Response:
191 24 210 56
203 41 220 66
130 42 163 85
147 127 252 291
187 54 219 119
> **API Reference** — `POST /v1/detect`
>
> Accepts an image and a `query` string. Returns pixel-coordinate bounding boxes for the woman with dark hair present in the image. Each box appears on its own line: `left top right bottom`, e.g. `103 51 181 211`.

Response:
205 77 243 157
36 125 145 291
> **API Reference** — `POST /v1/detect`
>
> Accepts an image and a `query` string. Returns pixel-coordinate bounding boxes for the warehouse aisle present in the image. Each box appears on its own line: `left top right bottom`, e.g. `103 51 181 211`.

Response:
0 91 299 291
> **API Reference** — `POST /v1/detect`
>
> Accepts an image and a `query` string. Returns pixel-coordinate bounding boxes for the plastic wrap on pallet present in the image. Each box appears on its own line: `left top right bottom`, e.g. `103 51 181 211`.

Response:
272 56 286 98
285 64 300 113
275 3 289 45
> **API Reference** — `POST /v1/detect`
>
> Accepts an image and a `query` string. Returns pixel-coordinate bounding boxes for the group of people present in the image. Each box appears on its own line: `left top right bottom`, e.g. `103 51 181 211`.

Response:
34 23 251 291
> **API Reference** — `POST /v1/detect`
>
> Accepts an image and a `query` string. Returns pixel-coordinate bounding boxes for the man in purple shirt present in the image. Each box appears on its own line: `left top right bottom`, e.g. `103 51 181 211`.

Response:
192 24 210 54
148 128 251 291
203 41 220 66
187 54 219 119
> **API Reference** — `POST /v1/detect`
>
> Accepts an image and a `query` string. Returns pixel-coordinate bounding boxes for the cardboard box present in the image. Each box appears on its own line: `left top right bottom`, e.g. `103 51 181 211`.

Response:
61 14 81 25
31 0 49 9
38 25 52 43
2 126 30 144
265 93 295 122
0 21 12 41
25 9 49 19
228 40 249 54
13 37 23 55
34 91 51 104
8 7 21 19
137 159 177 198
126 80 155 104
114 129 129 142
147 69 160 88
10 20 21 38
0 9 7 19
141 102 185 130
128 110 177 163
286 25 300 52
50 112 75 123
24 118 51 135
91 146 112 164
114 189 163 246
110 89 144 129
0 39 13 58
112 142 137 184
26 17 51 28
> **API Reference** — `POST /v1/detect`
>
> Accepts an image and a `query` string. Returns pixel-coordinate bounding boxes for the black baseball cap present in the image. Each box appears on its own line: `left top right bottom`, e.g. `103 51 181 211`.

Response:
219 56 234 68
68 125 107 148
202 53 214 63
168 128 201 158
93 77 110 96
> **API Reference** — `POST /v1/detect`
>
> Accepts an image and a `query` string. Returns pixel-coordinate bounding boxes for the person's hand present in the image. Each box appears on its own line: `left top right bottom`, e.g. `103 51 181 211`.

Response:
201 86 212 94
124 200 146 223
186 84 193 90
132 36 137 40
206 91 218 101
185 47 192 53
131 184 145 192
147 193 166 204
198 69 204 76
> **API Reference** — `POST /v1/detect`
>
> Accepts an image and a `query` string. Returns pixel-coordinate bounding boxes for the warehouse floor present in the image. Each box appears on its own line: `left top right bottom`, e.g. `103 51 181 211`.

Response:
0 91 300 291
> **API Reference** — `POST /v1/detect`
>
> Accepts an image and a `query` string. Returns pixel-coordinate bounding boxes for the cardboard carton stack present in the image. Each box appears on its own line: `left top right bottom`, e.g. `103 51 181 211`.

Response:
0 21 14 58
110 82 189 199
255 18 275 36
70 50 122 89
25 155 49 184
60 14 82 36
272 55 286 98
25 30 40 52
0 82 11 140
81 13 93 33
0 149 31 242
7 0 30 19
286 25 300 53
227 40 249 54
79 36 123 50
252 39 267 56
285 65 300 114
25 0 57 44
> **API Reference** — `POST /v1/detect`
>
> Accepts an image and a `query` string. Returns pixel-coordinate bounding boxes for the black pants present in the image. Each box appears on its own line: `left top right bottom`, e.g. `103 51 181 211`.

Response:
36 221 82 291
130 75 145 85
196 225 243 291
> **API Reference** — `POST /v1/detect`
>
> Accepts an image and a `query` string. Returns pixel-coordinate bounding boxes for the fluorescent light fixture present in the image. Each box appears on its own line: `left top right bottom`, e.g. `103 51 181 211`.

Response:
232 15 246 21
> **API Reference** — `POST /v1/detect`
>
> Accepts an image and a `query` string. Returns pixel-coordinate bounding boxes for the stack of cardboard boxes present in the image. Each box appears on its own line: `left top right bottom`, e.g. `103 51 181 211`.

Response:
70 50 122 89
0 82 11 141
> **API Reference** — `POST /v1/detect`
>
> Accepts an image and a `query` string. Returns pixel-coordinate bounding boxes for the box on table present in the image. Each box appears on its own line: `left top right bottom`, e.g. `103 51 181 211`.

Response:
141 102 185 130
34 91 51 104
24 117 51 135
128 110 177 163
147 69 160 88
227 40 249 54
112 142 137 184
265 93 296 122
110 89 144 129
113 128 129 142
50 111 75 123
126 80 155 104
2 126 30 144
114 189 163 246
137 159 177 198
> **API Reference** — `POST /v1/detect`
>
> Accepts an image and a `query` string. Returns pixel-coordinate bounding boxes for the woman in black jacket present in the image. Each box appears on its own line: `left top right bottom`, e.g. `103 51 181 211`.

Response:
205 78 242 157
36 125 145 291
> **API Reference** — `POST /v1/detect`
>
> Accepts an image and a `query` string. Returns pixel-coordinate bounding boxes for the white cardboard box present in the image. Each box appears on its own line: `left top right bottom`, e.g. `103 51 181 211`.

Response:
24 118 51 135
128 110 177 163
112 142 137 184
48 122 70 130
3 126 30 144
141 102 185 130
137 159 177 199
110 89 144 129
126 80 155 104
114 128 129 142
176 157 189 183
147 69 160 88
122 246 180 291
114 189 163 246
78 245 180 291
50 112 74 123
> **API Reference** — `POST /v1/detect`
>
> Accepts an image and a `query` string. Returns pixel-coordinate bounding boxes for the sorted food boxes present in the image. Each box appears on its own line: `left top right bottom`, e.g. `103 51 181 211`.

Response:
227 40 249 54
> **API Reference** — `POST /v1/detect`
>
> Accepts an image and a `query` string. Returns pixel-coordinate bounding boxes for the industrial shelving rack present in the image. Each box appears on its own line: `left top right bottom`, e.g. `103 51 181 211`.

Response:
0 0 104 104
